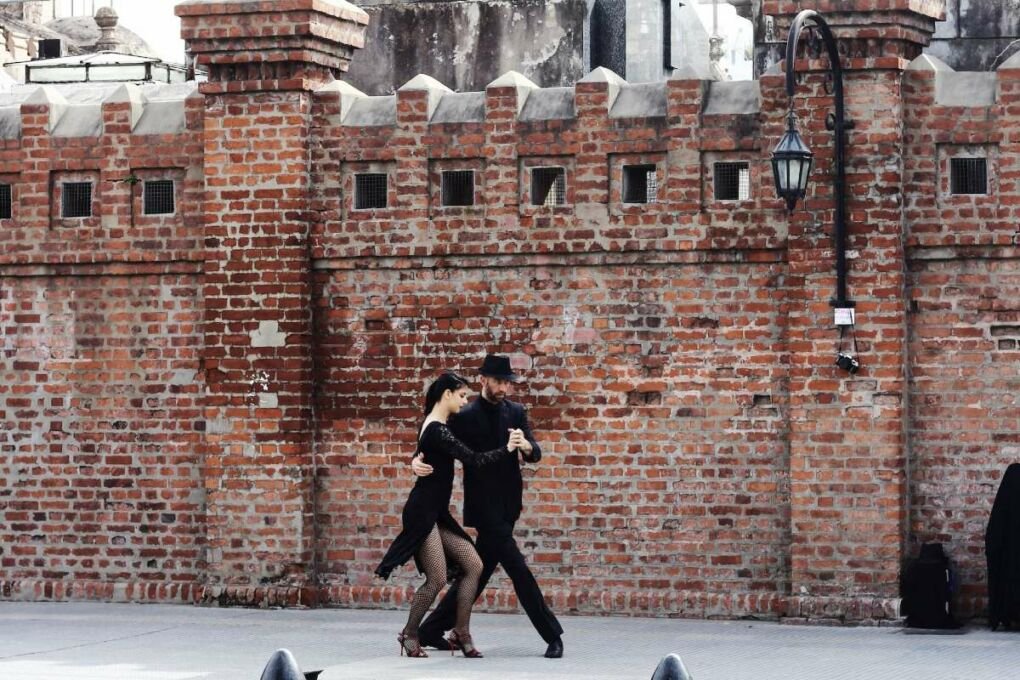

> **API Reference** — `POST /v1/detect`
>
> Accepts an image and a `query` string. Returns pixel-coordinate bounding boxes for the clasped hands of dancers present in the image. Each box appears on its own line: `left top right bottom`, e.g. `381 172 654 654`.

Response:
374 354 564 659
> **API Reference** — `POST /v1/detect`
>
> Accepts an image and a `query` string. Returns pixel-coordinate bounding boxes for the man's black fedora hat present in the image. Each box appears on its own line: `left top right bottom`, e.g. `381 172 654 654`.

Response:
479 353 522 382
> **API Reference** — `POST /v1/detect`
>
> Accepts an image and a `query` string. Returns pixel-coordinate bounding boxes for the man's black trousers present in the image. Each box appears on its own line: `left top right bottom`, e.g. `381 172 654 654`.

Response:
419 524 563 643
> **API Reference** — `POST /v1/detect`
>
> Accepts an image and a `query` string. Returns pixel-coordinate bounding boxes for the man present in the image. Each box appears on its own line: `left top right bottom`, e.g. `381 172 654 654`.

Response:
412 353 564 658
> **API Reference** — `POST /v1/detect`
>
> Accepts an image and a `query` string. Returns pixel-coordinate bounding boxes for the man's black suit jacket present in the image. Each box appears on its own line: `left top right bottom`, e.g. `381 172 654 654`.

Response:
449 397 541 529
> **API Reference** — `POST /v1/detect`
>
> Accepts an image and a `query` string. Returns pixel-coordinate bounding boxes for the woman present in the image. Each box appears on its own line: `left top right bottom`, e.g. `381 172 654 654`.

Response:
375 371 513 658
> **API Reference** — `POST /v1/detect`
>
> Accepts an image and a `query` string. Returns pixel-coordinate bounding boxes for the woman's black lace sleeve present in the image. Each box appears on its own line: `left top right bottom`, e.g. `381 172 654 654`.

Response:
432 423 509 467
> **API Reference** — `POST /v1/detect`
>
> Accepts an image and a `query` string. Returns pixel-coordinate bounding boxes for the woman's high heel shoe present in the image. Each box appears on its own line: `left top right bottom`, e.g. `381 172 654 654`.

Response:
446 629 483 658
398 633 428 658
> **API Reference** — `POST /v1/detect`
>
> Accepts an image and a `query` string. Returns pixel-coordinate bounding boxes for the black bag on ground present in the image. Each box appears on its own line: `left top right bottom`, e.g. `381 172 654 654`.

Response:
901 542 960 629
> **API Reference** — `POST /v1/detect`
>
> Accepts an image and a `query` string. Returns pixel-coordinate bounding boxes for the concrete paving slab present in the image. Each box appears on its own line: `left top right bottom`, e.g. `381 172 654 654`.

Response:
1 601 1019 680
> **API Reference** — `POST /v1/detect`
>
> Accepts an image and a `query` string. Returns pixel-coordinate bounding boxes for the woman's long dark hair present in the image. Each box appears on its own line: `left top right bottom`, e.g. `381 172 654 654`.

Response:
423 371 469 416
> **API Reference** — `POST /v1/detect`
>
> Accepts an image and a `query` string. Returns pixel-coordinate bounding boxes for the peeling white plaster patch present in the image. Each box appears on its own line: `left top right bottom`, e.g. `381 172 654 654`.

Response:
250 320 286 348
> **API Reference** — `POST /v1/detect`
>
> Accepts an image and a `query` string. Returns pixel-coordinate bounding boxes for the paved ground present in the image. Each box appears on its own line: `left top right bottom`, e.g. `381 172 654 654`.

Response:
1 601 1018 679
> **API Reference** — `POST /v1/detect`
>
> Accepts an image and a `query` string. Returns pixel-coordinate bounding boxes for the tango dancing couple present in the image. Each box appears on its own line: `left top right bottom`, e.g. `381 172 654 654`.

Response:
374 354 564 659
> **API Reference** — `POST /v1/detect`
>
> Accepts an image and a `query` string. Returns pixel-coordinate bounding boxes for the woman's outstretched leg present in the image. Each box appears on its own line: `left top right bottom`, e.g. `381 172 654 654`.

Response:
438 526 484 657
399 527 447 657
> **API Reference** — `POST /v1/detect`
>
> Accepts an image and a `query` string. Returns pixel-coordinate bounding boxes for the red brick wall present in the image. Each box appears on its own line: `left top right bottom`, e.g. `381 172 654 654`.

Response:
8 0 1020 624
0 84 206 602
311 261 791 617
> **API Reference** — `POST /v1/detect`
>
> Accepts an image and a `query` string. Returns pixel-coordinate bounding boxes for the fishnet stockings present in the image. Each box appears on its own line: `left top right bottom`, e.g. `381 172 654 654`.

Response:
401 524 483 639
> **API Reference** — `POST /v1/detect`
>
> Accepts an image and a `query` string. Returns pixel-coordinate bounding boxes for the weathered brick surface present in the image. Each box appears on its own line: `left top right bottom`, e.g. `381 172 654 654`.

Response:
312 261 791 616
0 272 205 600
6 0 1020 624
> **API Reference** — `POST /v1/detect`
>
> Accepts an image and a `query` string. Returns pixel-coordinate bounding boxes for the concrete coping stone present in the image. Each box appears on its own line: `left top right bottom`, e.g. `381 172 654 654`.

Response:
486 70 538 90
53 104 102 137
432 91 485 124
704 80 760 115
998 49 1020 70
907 54 953 72
134 100 187 135
610 82 667 119
519 86 574 121
342 94 396 126
935 71 997 107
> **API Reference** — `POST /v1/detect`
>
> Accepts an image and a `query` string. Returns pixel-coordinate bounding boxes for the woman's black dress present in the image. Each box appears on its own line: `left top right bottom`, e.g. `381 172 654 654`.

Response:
986 463 1020 629
374 420 510 579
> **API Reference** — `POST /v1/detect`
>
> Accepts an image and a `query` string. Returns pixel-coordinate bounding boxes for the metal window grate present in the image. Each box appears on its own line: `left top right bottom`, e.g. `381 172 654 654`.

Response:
532 167 566 206
623 164 658 203
355 173 388 209
950 157 987 195
441 170 474 207
143 180 175 215
61 181 93 218
0 184 11 219
714 162 751 201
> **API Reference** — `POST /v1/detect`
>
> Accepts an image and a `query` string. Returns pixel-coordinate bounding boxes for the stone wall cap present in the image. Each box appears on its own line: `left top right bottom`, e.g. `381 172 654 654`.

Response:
935 71 996 107
342 94 396 126
432 91 485 124
23 85 68 107
317 80 366 98
519 86 575 121
579 67 627 87
907 54 953 72
487 71 538 90
998 50 1020 70
704 80 760 115
398 74 453 93
610 82 666 119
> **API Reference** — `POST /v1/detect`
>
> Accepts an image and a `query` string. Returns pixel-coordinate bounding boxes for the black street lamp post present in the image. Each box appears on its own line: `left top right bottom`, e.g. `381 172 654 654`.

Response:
770 9 854 310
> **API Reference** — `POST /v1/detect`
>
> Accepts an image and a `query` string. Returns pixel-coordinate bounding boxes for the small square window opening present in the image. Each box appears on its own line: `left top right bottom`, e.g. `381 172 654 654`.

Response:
950 158 987 195
441 170 474 207
532 167 566 206
144 180 175 215
62 182 93 218
355 173 388 209
714 162 751 201
623 164 658 204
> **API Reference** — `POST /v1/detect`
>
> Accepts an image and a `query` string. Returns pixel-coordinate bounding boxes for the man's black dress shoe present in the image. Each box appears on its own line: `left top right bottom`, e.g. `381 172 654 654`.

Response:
419 632 452 651
544 637 563 658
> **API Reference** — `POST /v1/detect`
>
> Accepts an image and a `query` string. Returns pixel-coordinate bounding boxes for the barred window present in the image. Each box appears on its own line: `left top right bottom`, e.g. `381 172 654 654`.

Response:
950 158 987 195
623 164 658 204
143 180 175 215
441 170 474 207
355 173 388 209
531 167 566 206
714 162 751 201
61 181 93 218
0 183 11 219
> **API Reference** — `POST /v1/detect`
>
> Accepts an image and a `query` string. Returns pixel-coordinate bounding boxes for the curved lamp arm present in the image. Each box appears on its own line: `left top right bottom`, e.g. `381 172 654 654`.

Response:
784 10 853 309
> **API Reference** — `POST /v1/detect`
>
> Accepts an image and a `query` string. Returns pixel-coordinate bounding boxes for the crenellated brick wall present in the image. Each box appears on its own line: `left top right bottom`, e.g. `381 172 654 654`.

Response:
2 0 1018 622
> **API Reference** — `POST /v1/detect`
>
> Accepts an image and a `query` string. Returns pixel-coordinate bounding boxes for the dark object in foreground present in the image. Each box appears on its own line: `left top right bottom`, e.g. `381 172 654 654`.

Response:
650 653 694 680
987 463 1020 630
901 542 961 630
544 636 563 658
258 649 320 680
